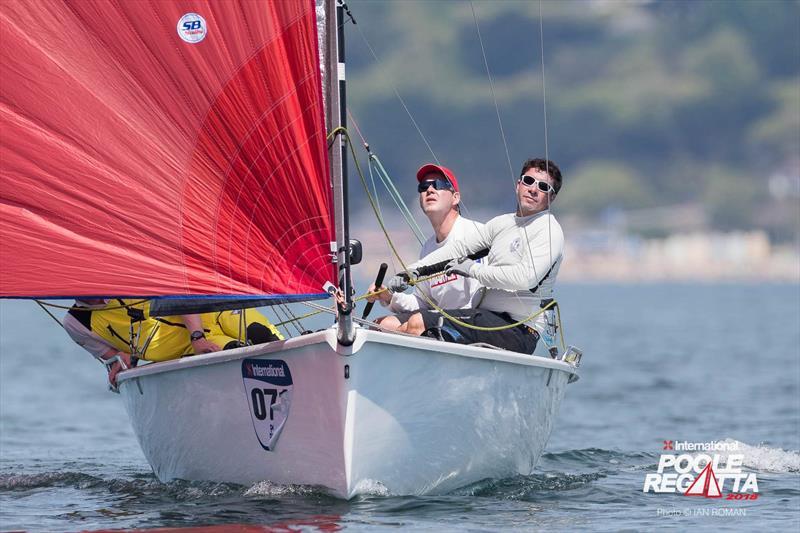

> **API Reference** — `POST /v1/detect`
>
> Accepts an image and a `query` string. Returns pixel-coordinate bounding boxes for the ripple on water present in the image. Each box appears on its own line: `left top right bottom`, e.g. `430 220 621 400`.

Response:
0 471 244 500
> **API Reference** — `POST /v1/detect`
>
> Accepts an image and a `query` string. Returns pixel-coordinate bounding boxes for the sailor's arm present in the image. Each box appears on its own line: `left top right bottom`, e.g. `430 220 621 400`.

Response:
469 226 563 291
63 311 130 388
181 314 220 353
62 311 117 358
388 291 428 312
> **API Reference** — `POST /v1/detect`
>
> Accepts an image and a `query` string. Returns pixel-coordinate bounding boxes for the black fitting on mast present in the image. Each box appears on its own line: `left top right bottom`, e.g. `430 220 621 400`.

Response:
340 1 356 25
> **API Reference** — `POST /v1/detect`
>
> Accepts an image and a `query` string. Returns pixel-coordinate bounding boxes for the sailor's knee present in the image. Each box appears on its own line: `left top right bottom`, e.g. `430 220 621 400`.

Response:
403 313 425 336
376 315 401 331
246 322 281 344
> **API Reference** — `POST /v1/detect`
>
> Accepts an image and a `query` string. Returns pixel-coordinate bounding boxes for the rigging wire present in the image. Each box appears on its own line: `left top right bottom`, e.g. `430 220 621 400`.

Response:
275 303 305 335
34 298 151 311
345 4 487 249
469 1 516 186
347 109 426 245
272 305 294 337
350 18 440 165
468 0 551 330
368 154 426 244
36 300 64 328
539 0 555 278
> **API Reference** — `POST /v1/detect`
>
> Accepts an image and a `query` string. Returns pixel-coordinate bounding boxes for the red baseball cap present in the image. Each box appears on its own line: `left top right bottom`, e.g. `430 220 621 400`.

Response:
416 163 459 194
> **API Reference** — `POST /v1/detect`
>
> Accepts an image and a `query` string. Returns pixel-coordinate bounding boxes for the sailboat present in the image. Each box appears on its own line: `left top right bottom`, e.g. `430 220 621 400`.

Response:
0 0 581 498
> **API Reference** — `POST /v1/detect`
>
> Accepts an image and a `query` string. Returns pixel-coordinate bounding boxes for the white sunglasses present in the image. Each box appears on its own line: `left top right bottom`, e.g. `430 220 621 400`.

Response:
519 174 556 194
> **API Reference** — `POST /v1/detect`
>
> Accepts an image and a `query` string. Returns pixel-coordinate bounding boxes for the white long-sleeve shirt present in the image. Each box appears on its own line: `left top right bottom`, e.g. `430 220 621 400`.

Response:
63 311 118 360
386 216 486 313
410 211 564 332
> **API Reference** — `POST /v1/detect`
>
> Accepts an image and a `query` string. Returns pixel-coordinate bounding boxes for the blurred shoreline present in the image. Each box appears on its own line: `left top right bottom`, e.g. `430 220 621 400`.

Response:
354 213 799 283
558 229 799 282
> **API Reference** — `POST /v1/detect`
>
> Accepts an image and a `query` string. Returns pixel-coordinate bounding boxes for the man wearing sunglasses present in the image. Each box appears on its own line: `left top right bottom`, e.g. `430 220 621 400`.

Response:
366 163 485 331
391 158 564 355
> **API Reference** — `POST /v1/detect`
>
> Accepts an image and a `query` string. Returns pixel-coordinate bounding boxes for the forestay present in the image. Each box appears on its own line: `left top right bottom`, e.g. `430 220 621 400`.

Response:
0 0 333 304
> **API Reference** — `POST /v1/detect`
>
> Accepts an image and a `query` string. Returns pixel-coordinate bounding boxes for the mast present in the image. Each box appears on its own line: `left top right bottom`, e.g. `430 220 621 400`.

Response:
325 0 355 346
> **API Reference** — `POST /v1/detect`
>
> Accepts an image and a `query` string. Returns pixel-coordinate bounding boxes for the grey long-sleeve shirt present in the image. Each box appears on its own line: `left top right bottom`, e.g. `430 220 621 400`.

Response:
410 211 564 332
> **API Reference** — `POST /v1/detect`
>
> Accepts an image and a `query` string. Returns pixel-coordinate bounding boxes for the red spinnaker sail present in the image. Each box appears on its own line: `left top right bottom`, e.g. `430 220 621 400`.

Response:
0 0 333 300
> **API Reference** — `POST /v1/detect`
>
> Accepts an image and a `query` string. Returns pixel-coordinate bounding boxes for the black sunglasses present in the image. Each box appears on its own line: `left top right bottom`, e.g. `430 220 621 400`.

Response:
519 174 556 194
417 178 454 193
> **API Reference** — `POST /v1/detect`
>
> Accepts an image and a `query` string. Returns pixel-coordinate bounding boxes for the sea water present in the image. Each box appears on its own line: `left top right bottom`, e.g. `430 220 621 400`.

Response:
1 284 799 532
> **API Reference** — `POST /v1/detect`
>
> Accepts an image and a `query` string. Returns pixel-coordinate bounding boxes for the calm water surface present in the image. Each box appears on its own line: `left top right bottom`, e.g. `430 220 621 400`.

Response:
1 284 799 531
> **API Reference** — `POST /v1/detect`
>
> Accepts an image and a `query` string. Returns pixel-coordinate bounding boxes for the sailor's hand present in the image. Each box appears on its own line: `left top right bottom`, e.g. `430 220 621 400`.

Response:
387 274 408 293
445 257 475 278
388 269 417 293
366 283 392 305
106 352 131 389
191 337 220 354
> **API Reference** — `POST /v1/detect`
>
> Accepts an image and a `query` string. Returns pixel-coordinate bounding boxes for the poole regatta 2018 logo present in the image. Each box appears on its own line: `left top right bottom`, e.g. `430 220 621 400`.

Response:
177 13 207 44
644 440 759 500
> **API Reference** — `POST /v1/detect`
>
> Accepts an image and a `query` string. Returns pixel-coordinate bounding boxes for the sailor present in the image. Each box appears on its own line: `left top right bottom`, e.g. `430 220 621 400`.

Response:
92 299 283 360
365 163 485 331
85 299 221 361
388 158 564 354
64 300 283 386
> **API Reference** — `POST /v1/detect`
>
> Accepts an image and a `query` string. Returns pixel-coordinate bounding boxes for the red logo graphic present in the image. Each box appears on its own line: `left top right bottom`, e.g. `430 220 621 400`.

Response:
684 463 722 498
663 440 674 450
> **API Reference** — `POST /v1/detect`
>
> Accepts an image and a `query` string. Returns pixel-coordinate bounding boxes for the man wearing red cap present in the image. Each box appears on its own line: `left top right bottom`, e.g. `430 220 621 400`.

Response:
366 163 485 331
389 158 565 355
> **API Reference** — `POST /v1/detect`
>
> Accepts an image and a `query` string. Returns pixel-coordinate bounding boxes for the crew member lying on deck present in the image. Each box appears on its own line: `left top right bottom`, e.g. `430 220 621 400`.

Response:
63 299 282 388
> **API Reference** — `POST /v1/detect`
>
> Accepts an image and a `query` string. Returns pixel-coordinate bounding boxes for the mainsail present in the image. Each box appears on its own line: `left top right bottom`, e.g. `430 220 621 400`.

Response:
0 0 333 304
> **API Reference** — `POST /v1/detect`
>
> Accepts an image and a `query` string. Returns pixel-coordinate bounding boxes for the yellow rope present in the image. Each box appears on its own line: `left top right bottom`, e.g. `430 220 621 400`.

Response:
556 302 566 351
328 126 410 274
273 307 327 327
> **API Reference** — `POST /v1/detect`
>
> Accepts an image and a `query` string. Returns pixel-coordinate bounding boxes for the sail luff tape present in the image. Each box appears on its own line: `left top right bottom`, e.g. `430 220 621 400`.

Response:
338 62 346 80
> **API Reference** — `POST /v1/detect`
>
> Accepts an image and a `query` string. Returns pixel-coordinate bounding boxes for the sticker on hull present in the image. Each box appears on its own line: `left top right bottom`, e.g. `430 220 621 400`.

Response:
242 359 293 451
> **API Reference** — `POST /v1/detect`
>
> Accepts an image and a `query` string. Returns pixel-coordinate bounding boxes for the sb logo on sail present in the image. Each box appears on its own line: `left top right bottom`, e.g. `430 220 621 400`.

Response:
177 13 207 44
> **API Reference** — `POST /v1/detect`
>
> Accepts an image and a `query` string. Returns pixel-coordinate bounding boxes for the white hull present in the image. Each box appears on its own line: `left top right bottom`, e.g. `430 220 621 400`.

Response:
117 327 577 498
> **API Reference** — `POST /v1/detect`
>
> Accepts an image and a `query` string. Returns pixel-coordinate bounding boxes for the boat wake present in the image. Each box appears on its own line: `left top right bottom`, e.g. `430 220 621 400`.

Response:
0 471 102 490
243 480 328 497
719 438 800 473
0 471 242 499
2 441 794 503
454 471 607 499
539 447 657 470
